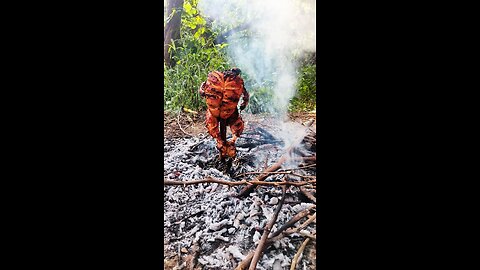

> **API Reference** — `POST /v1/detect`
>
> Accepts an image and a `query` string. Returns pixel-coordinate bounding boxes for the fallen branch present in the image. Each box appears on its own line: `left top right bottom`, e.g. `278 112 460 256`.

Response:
286 213 316 235
290 237 310 270
236 121 315 198
298 230 316 240
235 170 315 178
268 205 316 240
177 113 194 137
235 205 315 270
248 186 286 270
292 155 316 163
235 155 287 197
299 186 316 203
236 155 317 198
234 253 254 270
281 163 317 171
235 171 291 177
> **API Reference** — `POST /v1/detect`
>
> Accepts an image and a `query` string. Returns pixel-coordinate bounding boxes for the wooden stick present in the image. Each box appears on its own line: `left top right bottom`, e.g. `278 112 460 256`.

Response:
177 113 194 137
268 205 316 240
248 186 286 270
236 171 316 180
298 230 316 240
235 205 315 270
282 163 317 171
234 253 255 270
285 213 316 235
290 238 310 270
236 122 314 197
299 186 316 203
236 155 287 197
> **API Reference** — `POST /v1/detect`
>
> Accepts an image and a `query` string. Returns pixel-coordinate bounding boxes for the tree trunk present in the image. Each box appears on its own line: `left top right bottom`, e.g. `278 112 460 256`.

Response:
164 0 184 67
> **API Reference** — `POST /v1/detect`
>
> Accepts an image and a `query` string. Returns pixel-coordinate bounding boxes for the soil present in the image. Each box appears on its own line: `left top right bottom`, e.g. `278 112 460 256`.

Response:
164 110 316 139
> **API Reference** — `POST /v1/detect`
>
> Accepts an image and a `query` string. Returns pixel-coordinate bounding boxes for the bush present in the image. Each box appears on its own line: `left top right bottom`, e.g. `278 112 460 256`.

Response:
164 0 316 113
289 64 316 112
164 37 229 111
164 0 230 111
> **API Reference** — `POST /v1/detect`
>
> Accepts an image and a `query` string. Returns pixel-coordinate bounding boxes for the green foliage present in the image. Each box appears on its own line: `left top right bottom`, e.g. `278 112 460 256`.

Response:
164 39 230 111
289 64 316 112
164 0 230 111
164 0 316 113
245 86 274 114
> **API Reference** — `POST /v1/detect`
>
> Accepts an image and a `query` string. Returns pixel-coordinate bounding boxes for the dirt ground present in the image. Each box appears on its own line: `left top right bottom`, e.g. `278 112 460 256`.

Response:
164 110 316 139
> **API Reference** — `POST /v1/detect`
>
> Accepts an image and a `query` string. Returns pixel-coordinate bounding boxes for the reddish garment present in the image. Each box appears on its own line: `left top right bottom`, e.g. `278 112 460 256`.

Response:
199 69 249 158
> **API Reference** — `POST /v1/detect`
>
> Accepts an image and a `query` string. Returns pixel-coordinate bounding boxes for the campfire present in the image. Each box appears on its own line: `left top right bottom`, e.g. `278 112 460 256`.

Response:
164 0 316 267
164 106 317 269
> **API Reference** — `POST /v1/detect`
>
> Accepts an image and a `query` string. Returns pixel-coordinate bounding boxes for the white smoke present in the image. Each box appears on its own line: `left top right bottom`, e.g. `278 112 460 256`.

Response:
198 0 316 115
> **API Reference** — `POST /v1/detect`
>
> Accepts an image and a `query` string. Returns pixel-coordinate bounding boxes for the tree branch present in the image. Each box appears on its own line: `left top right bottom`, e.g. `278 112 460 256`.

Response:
290 237 310 270
235 205 315 270
177 112 194 137
299 186 316 203
248 186 286 270
268 205 316 240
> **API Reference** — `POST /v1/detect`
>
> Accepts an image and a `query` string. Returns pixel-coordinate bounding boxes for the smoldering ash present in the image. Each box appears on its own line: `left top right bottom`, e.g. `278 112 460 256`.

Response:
198 0 316 115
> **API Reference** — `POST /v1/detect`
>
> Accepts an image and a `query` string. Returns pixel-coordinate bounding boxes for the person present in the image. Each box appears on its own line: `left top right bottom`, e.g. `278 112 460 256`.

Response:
198 68 249 159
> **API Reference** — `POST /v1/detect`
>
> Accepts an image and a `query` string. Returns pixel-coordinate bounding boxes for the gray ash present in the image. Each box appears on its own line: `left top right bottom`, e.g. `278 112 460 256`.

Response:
164 124 316 269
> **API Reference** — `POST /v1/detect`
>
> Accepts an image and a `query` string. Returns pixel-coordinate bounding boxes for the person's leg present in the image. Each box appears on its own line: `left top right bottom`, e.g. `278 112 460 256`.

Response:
207 109 233 159
228 109 244 144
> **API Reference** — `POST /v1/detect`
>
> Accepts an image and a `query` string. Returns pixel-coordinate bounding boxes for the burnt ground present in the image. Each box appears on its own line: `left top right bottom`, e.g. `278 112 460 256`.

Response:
163 110 316 270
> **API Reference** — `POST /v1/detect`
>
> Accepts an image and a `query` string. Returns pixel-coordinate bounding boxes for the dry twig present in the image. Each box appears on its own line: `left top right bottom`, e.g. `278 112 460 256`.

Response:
177 113 194 137
290 237 310 270
281 163 317 171
236 121 315 197
235 205 316 270
248 186 286 270
298 230 316 240
299 186 316 203
268 205 316 241
285 213 316 235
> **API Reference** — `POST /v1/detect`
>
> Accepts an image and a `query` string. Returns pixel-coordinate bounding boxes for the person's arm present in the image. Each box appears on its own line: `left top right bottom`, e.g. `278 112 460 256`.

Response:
239 85 249 110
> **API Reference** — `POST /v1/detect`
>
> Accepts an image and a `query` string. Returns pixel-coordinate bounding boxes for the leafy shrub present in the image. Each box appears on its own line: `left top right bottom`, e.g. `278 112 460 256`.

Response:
289 64 316 112
164 0 230 111
164 0 316 113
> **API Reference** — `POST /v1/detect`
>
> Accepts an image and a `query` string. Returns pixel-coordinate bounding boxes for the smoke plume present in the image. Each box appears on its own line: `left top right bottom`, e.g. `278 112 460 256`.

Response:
198 0 316 115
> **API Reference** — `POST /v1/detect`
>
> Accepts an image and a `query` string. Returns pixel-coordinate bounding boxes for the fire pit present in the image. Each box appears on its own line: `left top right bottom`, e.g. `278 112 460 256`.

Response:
164 112 316 270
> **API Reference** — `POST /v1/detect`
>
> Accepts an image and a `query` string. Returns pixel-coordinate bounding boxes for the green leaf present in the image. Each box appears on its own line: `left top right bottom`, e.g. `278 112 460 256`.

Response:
216 43 229 49
194 29 201 39
183 2 194 15
195 16 206 25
